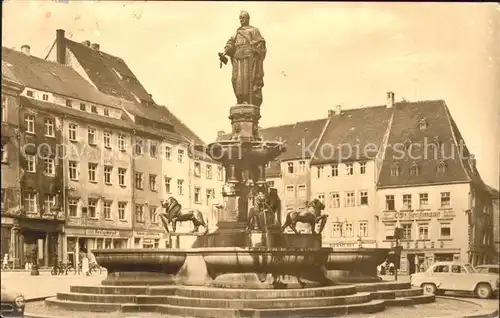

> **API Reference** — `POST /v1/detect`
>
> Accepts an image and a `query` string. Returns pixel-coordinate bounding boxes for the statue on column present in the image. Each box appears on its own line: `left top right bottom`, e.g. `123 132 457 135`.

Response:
219 10 267 107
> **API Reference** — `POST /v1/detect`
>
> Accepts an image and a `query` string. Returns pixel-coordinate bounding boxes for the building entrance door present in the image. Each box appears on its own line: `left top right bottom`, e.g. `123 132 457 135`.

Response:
407 253 416 274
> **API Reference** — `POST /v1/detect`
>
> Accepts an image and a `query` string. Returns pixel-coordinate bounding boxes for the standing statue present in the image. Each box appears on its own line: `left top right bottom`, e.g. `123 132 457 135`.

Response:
246 192 278 231
281 199 328 235
158 197 208 234
219 10 266 107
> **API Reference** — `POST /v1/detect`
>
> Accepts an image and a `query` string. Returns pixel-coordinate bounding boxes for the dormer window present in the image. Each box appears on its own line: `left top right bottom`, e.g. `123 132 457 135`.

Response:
433 136 442 149
436 160 446 173
390 163 401 176
80 103 86 111
26 90 34 97
403 139 412 151
42 94 49 101
91 105 98 114
410 162 419 176
104 108 109 116
66 99 72 107
419 118 428 130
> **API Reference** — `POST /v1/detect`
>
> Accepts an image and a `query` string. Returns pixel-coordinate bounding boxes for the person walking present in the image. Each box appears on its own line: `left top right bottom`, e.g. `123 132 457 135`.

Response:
80 250 89 276
2 254 9 270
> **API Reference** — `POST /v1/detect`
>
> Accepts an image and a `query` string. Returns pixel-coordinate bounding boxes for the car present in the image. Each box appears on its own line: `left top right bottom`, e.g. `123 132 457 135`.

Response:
410 260 499 299
0 283 25 317
475 264 499 275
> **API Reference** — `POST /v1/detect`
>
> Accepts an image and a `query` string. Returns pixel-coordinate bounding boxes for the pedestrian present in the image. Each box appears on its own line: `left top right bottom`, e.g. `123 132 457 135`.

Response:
80 250 89 276
2 254 9 270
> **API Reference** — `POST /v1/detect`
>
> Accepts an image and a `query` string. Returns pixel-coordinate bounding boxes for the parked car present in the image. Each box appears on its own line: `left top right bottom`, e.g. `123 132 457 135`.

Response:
0 283 25 317
475 264 499 275
410 261 499 299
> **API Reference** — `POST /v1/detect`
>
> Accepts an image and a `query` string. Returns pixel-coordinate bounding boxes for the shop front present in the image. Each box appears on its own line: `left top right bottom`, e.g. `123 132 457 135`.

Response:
64 228 133 266
132 230 167 249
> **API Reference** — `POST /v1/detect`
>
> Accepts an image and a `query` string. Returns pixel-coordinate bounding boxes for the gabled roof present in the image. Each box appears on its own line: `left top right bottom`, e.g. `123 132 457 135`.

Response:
311 106 393 165
2 47 118 108
377 100 472 188
2 60 22 85
63 39 206 146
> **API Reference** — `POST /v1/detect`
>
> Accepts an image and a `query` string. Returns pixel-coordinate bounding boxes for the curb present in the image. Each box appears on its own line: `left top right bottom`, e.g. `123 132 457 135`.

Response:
432 296 500 318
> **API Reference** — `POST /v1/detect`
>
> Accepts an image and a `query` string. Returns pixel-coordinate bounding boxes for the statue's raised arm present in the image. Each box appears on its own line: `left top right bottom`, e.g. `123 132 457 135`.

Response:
219 10 266 107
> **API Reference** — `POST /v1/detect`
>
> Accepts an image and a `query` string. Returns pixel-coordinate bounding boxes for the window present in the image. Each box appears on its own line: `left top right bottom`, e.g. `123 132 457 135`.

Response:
44 118 55 137
206 165 212 179
68 199 78 217
194 162 201 177
164 177 171 193
332 222 342 238
165 146 171 160
104 108 109 116
44 158 55 176
317 193 325 204
118 202 126 220
419 118 428 130
41 93 49 101
267 180 275 188
404 139 412 151
68 124 78 141
88 163 97 182
390 164 400 176
103 132 111 148
135 139 143 155
88 199 97 218
331 164 338 177
440 192 451 208
419 193 428 209
317 166 324 178
410 163 419 176
344 222 353 237
359 162 366 175
418 224 429 239
402 224 412 240
178 149 184 163
150 143 157 158
440 223 451 238
91 105 98 113
437 161 446 173
104 166 112 184
1 145 7 163
149 174 157 191
360 190 368 206
88 127 96 145
103 201 112 219
26 155 36 172
135 172 143 190
359 221 368 237
287 162 294 174
2 96 6 122
385 195 395 211
118 135 125 151
25 115 35 133
297 185 307 206
298 161 306 173
402 194 412 210
44 194 56 212
24 192 37 213
345 163 353 175
177 179 184 195
118 168 126 187
66 99 72 107
345 191 355 207
433 265 449 273
329 192 340 208
194 187 201 203
150 206 158 224
285 185 295 200
26 90 34 97
80 103 86 111
217 166 223 181
135 204 144 223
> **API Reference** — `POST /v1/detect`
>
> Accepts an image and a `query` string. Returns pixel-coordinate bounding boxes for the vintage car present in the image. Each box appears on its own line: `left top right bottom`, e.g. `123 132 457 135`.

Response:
475 264 499 275
0 284 25 317
410 261 499 299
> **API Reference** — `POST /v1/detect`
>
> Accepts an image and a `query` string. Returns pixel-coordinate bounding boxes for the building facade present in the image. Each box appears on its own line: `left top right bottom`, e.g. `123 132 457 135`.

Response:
487 185 500 260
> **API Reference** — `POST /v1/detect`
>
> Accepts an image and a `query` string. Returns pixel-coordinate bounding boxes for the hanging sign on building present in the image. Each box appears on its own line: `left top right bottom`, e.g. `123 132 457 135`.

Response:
86 229 120 237
382 211 442 221
329 242 357 249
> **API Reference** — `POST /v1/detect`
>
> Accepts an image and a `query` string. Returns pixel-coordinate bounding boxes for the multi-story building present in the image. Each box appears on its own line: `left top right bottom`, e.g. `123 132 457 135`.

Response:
487 185 499 260
376 96 495 273
310 104 393 248
1 58 24 267
46 29 224 241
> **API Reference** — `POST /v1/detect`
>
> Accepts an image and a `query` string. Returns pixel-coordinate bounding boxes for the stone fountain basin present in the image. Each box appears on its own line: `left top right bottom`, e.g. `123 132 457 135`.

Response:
325 248 390 282
200 247 332 279
206 140 284 163
92 248 187 286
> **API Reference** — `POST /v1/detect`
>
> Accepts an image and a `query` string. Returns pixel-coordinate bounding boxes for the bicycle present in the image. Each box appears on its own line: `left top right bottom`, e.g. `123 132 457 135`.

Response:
51 261 76 275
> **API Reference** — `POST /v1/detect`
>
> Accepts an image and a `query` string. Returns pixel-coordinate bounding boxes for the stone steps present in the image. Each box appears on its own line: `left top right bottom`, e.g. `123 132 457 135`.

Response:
370 287 423 300
45 297 121 312
70 285 177 296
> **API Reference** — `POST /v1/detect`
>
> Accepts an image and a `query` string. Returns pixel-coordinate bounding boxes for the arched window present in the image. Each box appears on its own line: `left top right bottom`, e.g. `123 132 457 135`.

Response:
436 160 446 173
410 162 419 176
419 118 428 130
390 163 401 176
403 139 412 151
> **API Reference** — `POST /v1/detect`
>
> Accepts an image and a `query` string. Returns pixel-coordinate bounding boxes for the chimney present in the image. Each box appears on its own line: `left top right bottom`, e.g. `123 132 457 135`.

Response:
328 109 334 117
56 29 66 64
90 43 100 51
386 91 395 108
217 130 225 138
82 40 91 47
334 104 342 115
21 45 30 56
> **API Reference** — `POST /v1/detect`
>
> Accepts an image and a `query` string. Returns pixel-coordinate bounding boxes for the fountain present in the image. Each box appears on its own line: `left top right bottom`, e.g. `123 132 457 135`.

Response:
41 10 437 317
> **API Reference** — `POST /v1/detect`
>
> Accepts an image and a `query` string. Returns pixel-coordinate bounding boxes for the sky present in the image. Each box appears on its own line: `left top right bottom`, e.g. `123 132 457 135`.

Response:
2 1 500 189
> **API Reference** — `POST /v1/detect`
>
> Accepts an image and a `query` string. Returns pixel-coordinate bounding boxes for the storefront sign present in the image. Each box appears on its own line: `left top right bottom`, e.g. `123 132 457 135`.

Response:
86 229 119 237
329 242 357 249
382 211 442 221
134 231 162 238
